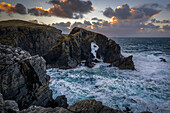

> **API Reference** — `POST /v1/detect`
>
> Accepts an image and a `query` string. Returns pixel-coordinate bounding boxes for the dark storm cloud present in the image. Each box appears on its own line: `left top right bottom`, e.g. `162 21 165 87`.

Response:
52 22 71 27
28 7 49 16
48 0 60 5
163 25 170 30
103 7 114 18
91 17 98 20
140 23 160 29
103 4 161 20
92 22 102 26
151 18 170 23
134 5 161 18
115 4 132 19
0 2 26 14
15 3 27 14
30 0 94 19
84 20 91 25
166 4 170 11
91 17 103 22
71 22 84 28
102 21 110 26
103 4 133 19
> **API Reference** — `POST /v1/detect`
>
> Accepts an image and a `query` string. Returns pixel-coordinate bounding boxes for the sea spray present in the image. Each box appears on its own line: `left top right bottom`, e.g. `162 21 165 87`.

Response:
47 38 170 113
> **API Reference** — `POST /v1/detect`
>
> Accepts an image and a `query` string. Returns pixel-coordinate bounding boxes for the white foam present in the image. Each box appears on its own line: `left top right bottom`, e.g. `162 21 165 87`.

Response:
91 42 99 59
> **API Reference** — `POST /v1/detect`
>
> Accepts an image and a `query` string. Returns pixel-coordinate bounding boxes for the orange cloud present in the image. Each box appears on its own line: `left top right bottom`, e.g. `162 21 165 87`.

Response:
0 2 26 14
116 6 121 9
110 16 118 24
0 2 15 13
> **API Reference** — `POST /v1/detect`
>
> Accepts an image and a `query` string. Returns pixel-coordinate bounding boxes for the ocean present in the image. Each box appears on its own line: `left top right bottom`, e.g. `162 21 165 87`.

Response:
47 38 170 113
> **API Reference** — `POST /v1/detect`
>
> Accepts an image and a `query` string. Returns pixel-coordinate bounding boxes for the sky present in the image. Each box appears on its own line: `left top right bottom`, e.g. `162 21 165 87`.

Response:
0 0 170 37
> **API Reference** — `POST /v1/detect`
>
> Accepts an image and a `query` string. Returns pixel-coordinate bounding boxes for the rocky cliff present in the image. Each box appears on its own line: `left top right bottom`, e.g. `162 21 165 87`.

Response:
44 27 135 70
0 20 134 70
0 44 53 110
0 44 126 113
0 20 62 56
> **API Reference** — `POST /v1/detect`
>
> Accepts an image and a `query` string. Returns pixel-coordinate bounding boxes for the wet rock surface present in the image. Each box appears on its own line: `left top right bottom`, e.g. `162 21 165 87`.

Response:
44 27 135 70
19 99 125 113
0 20 62 56
0 44 53 110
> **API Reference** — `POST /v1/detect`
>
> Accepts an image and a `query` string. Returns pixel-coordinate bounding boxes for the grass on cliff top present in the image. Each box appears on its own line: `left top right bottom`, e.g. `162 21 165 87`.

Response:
0 20 58 30
52 36 70 48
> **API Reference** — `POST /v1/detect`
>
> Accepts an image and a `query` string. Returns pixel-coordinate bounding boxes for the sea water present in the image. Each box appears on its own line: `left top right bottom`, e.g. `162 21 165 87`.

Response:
47 38 170 113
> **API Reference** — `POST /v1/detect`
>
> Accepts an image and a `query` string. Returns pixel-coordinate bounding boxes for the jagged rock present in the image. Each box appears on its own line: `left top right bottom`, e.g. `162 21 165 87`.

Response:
43 36 81 69
0 44 53 110
50 95 68 108
68 99 125 113
85 58 94 68
0 93 19 113
19 99 125 113
141 111 152 113
160 58 167 62
44 27 135 70
112 56 135 70
4 100 19 113
18 106 72 113
0 20 62 56
0 93 5 113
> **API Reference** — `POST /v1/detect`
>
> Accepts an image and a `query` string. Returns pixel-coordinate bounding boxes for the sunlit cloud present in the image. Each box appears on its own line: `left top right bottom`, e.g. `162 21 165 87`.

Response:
0 2 26 14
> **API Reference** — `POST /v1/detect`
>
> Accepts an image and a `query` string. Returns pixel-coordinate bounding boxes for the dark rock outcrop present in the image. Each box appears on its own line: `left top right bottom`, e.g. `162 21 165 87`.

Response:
160 58 167 62
68 99 124 113
0 44 53 110
19 99 125 113
0 20 62 56
52 95 68 108
44 27 135 70
0 20 134 70
0 93 19 113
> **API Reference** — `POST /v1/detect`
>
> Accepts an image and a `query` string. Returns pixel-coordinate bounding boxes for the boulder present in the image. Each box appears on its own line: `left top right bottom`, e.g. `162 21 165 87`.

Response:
160 58 167 62
0 44 53 110
0 93 19 113
19 99 125 113
50 95 68 108
18 106 72 113
68 99 124 113
4 100 19 113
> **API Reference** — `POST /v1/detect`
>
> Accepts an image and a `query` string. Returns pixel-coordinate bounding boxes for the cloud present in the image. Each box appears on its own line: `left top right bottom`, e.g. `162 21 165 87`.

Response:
52 21 71 33
0 2 26 14
48 0 60 5
29 18 38 24
29 0 94 19
166 4 170 11
103 4 161 20
28 7 49 16
140 23 160 29
84 20 92 25
151 18 170 23
163 25 170 30
91 17 103 22
103 7 114 18
52 21 71 27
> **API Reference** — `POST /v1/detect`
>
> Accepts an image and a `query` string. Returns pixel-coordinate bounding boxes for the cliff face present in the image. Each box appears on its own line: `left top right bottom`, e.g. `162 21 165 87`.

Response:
0 44 53 110
0 20 62 56
0 20 134 70
44 27 135 70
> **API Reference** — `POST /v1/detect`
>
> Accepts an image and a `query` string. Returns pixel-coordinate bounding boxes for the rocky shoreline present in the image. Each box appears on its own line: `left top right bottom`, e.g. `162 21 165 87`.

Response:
0 20 134 70
0 20 151 113
0 44 125 113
